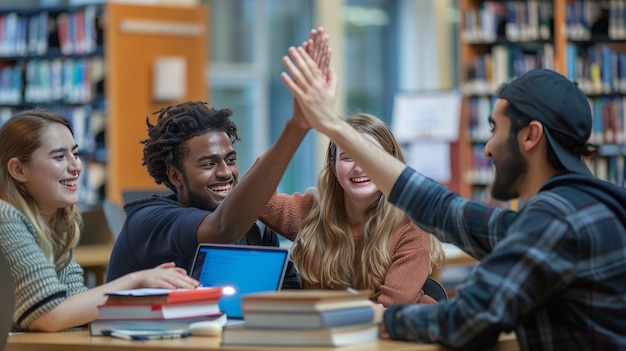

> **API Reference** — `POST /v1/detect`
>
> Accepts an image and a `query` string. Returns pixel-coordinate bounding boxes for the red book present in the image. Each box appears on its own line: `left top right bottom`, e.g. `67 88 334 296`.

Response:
74 10 84 54
104 287 223 305
56 12 72 55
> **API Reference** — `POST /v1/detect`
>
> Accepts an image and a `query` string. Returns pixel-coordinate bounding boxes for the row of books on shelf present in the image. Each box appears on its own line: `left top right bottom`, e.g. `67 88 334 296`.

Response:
590 97 626 145
566 44 626 96
0 57 104 105
466 142 626 189
589 154 626 187
0 6 100 58
462 44 554 96
462 0 552 43
467 94 626 147
567 0 626 40
57 6 100 56
89 287 378 347
0 105 103 154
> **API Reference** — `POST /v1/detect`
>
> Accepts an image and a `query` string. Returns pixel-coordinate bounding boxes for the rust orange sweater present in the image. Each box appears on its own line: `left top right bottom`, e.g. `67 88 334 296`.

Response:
260 191 436 307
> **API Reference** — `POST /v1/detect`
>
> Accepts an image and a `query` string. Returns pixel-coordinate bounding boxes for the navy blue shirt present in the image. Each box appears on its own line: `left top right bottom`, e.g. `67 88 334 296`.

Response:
106 194 299 289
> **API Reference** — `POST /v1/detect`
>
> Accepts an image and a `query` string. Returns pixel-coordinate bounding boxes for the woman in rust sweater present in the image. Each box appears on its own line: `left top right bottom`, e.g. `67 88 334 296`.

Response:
260 113 445 307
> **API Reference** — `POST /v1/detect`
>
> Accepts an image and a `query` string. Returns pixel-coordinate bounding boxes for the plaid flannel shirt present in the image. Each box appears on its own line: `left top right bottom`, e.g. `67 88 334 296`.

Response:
384 168 626 351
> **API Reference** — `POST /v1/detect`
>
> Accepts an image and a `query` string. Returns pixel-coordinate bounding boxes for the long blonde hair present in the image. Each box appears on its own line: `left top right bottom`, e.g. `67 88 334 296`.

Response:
0 110 82 270
292 114 444 299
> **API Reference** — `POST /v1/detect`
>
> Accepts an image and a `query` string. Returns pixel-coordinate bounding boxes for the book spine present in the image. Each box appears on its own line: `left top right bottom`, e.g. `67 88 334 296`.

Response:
244 307 374 329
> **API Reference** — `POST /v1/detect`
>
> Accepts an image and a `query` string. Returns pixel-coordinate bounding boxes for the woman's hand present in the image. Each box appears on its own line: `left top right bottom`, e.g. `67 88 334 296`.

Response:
133 262 200 289
282 46 339 133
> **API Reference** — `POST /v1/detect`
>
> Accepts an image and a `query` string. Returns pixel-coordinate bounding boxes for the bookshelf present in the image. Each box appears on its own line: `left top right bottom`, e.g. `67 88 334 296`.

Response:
0 3 208 206
563 0 626 186
458 0 626 208
0 5 106 205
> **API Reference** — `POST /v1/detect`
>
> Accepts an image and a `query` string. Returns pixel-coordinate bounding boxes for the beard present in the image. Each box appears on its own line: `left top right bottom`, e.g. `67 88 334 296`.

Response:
490 133 527 201
187 189 219 211
182 174 220 211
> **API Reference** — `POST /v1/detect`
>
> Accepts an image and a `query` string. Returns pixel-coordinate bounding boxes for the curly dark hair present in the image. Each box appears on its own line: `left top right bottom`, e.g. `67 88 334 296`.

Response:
141 101 241 191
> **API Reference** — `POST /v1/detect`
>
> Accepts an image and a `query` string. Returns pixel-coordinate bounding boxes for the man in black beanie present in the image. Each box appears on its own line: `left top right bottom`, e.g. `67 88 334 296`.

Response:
282 53 626 351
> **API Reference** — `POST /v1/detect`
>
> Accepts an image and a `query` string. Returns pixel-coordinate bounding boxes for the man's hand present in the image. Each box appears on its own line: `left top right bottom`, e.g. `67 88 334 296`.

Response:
303 27 331 74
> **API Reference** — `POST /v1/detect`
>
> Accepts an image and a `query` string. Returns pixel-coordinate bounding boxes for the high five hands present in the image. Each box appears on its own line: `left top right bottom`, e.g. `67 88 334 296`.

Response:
290 27 335 130
283 33 338 133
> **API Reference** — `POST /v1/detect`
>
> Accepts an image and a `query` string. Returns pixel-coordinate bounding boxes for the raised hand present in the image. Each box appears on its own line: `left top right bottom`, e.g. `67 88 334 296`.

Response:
303 27 331 75
292 27 332 130
282 46 339 133
135 262 200 289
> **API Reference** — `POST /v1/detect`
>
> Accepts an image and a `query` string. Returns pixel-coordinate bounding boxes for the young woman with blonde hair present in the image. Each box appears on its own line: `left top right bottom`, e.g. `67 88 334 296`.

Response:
261 113 445 307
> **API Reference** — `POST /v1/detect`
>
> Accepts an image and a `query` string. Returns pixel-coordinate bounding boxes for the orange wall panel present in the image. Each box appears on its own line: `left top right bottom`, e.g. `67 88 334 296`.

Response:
105 3 209 205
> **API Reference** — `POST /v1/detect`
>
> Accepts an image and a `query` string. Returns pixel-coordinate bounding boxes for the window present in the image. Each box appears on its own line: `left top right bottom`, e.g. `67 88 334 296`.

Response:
344 0 398 123
205 0 315 193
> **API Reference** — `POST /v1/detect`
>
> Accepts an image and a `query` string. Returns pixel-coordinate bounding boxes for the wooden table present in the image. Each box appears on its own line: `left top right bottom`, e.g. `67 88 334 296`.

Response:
4 330 519 351
75 244 113 286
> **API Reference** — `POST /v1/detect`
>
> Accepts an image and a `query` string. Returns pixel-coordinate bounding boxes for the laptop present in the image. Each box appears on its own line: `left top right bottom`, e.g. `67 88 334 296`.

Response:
189 244 290 325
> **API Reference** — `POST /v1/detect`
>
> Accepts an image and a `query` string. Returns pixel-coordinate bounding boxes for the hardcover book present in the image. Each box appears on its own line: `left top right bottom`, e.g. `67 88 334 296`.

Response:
241 290 372 313
221 323 379 347
104 287 222 305
243 306 374 329
97 301 221 320
89 313 226 336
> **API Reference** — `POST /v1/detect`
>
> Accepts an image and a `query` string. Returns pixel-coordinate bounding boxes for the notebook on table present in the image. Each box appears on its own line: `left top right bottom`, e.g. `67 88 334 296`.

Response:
189 243 290 326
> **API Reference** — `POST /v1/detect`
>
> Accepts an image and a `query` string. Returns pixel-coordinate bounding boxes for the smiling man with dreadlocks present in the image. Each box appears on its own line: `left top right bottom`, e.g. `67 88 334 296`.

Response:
105 99 308 288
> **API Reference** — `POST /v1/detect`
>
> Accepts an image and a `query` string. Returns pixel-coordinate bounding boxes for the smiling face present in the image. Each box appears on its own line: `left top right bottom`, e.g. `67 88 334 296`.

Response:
175 131 238 211
334 133 382 207
484 99 528 201
19 123 82 218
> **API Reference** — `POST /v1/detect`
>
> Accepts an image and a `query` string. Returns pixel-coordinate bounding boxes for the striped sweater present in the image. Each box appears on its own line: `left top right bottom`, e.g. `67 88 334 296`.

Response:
0 200 87 330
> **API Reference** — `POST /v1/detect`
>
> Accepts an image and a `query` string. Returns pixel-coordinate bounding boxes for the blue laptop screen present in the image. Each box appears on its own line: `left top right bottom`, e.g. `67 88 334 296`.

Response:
189 244 289 319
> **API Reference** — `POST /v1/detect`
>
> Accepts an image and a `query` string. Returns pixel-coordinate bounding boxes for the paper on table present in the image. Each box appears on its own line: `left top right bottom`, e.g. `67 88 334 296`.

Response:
106 287 219 296
106 288 174 296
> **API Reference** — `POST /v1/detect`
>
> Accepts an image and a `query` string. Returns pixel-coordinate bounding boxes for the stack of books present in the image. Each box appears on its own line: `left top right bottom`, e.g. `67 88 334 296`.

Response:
221 290 378 347
90 287 226 336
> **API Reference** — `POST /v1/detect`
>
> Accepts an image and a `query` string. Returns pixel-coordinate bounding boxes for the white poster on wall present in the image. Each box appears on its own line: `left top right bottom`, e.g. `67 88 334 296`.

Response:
391 91 461 183
391 91 461 143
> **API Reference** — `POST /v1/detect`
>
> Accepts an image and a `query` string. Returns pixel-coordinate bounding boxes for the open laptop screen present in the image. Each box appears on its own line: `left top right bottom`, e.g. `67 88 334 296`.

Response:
189 244 289 319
